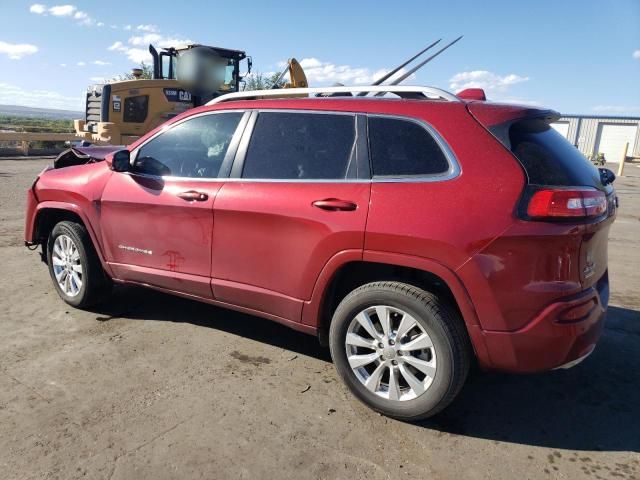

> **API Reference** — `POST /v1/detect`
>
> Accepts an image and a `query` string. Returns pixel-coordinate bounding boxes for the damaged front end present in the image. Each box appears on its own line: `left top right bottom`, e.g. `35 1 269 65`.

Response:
53 145 124 169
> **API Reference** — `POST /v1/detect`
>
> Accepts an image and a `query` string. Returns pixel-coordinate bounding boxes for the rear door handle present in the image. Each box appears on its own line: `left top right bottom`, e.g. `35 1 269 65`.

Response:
312 198 357 211
177 190 209 202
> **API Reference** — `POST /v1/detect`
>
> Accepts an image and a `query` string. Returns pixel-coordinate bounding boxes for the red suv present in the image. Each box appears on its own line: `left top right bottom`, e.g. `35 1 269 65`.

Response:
25 86 616 420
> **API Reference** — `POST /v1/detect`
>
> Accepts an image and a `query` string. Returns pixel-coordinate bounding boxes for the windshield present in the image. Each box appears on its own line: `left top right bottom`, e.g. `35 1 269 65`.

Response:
174 50 237 94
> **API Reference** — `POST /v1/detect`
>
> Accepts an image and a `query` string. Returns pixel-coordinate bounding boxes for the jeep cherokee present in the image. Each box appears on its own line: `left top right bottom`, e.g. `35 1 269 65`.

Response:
25 86 616 420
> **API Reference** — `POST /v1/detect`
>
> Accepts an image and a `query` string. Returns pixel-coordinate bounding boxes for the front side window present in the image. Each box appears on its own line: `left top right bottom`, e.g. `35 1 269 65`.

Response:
242 112 356 180
368 116 450 177
134 112 243 178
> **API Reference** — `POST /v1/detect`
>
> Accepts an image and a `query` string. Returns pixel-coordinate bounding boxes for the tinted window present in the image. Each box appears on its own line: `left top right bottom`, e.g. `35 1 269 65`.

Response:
242 112 356 179
123 95 148 123
509 119 601 187
134 112 243 178
368 117 450 177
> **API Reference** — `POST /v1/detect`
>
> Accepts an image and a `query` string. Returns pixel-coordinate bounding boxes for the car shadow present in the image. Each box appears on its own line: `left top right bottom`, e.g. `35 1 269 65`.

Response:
93 287 639 452
424 305 640 452
92 284 331 362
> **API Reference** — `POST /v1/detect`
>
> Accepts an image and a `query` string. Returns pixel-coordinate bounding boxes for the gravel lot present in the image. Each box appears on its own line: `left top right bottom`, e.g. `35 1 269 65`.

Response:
1 157 639 480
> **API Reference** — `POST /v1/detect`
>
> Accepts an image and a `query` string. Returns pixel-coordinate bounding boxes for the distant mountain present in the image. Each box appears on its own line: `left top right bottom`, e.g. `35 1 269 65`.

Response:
0 104 82 120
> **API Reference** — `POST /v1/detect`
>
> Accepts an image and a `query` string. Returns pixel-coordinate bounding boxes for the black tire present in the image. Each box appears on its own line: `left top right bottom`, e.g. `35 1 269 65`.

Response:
46 221 112 308
329 281 471 421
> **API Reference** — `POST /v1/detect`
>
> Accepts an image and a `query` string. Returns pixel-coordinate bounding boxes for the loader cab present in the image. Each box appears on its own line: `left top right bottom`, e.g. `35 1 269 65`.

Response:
74 43 251 146
149 44 251 104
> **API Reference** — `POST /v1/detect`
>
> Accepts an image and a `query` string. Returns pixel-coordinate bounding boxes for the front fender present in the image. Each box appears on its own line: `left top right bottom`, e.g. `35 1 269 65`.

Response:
30 201 112 276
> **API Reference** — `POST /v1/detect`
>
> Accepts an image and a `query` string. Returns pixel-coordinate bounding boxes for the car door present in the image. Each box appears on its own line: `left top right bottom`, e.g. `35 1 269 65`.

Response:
211 110 371 322
100 110 248 298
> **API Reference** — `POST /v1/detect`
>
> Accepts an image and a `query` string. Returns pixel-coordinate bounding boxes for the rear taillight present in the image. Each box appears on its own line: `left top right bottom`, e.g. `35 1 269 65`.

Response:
526 188 607 219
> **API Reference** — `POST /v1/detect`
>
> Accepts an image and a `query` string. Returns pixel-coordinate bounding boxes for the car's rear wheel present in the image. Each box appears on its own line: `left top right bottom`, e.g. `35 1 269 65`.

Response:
329 281 471 421
46 221 111 308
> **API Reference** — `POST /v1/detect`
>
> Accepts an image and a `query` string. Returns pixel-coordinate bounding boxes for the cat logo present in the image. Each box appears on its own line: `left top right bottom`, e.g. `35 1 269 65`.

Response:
163 88 192 103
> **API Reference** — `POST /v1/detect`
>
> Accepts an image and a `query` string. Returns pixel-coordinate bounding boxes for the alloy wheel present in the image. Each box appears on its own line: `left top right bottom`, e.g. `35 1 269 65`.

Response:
51 234 83 297
345 305 437 401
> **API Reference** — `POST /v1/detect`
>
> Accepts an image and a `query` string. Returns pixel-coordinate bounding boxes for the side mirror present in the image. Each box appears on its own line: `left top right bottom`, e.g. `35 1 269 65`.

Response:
112 150 131 172
598 167 616 186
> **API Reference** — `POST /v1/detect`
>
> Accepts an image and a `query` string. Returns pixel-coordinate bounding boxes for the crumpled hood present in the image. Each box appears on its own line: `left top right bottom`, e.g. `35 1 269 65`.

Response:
54 145 125 168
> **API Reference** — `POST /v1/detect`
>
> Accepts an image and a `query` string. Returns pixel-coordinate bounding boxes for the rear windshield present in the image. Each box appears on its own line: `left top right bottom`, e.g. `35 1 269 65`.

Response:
507 118 602 188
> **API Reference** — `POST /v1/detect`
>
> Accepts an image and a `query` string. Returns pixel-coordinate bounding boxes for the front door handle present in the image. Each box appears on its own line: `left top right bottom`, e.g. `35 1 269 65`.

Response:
312 198 357 211
177 190 209 202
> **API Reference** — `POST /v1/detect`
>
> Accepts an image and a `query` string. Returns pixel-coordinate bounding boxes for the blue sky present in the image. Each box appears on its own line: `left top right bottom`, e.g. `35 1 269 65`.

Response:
0 0 638 114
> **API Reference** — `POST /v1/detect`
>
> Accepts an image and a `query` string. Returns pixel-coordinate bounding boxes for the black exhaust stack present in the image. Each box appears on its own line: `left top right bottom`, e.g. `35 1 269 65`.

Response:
149 44 160 79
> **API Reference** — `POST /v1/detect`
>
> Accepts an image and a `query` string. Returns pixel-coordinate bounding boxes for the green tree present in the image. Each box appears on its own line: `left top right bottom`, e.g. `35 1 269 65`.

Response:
243 72 285 91
112 62 154 82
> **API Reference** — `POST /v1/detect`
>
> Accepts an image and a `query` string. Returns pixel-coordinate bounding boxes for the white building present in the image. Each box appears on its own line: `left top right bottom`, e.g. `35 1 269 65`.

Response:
552 115 640 163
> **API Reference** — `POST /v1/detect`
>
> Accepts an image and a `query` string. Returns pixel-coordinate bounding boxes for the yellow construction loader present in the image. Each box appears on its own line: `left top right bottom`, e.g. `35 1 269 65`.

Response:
73 37 464 146
74 44 308 145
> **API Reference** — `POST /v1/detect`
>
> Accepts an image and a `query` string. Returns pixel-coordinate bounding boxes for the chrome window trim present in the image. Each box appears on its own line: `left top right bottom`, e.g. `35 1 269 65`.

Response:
366 113 461 183
124 109 461 184
121 171 234 183
229 111 460 183
233 109 360 181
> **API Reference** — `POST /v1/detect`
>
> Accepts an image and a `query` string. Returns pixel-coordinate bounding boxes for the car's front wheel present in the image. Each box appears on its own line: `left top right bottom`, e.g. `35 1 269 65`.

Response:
329 281 471 421
46 220 111 308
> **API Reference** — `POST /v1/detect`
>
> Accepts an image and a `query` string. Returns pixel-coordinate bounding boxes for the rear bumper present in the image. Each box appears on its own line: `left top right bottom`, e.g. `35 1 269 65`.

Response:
480 277 608 372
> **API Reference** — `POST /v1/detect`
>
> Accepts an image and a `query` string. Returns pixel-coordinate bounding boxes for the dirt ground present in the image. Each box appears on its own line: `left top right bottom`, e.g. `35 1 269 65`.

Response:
1 157 639 480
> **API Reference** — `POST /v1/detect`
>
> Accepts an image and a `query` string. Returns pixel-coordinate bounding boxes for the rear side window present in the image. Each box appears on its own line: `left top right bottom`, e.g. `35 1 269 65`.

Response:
242 112 356 180
509 119 601 187
368 116 450 177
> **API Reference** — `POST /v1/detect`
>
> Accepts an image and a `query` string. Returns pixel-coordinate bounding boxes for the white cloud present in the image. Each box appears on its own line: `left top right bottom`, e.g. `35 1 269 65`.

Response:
108 41 124 51
633 50 640 60
136 24 158 32
449 70 529 93
29 4 46 14
76 61 86 66
49 4 76 16
0 82 81 110
59 63 67 67
110 30 192 64
107 41 148 63
295 57 407 85
29 4 101 26
123 25 132 31
92 60 111 66
592 105 640 114
128 33 162 46
124 48 152 64
0 41 39 60
72 9 96 26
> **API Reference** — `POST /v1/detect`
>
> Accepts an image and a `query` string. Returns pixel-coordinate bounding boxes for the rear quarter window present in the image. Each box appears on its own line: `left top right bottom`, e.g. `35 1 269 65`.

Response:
368 116 451 177
508 119 602 187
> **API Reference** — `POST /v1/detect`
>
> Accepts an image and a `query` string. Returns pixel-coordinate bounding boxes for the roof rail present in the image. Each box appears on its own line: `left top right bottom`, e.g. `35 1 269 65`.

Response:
206 85 460 105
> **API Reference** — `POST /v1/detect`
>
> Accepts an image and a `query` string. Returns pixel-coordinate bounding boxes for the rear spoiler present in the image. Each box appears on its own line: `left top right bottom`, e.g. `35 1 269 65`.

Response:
467 103 560 150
